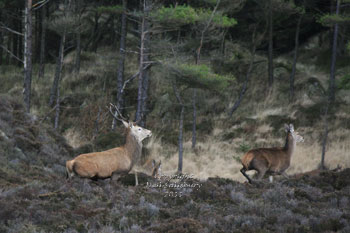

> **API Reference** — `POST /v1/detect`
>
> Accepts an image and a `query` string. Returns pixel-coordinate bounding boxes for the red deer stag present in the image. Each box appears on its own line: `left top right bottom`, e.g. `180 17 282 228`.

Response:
66 103 152 186
240 124 304 183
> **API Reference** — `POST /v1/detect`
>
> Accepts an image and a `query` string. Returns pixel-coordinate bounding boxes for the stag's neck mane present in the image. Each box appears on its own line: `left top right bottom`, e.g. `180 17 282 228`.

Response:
124 129 142 165
283 132 295 157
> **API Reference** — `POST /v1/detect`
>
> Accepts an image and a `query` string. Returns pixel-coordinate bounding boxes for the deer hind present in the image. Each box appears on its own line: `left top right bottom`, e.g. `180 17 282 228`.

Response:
66 103 152 185
142 159 162 178
240 124 304 183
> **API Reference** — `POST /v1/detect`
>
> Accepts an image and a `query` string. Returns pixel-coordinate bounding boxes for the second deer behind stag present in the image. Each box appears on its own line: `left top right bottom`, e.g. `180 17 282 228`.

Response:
240 124 304 183
139 159 162 178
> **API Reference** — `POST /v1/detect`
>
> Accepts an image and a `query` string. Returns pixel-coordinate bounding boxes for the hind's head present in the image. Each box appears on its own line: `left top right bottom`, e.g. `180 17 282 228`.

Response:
285 124 304 143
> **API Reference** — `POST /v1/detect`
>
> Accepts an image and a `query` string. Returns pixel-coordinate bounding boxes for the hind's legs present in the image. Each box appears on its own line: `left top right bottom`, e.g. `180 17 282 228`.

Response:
256 167 267 180
281 172 289 179
240 167 252 184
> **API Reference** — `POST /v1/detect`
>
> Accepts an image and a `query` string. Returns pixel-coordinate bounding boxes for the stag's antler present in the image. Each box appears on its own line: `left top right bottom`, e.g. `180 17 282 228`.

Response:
108 103 128 122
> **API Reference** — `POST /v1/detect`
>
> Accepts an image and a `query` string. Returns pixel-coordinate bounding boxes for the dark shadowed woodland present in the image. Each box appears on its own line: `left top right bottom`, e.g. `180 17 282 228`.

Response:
1 0 350 232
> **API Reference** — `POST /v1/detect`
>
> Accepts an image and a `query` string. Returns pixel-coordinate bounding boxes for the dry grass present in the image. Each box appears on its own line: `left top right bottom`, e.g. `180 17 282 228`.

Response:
63 128 86 149
149 135 249 182
149 122 350 183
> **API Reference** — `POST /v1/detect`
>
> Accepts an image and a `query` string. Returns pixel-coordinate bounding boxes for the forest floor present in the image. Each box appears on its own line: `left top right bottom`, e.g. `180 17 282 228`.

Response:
1 94 350 232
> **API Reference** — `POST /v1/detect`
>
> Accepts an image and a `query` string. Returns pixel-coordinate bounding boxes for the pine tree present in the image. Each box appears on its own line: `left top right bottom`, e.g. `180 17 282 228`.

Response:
23 0 32 113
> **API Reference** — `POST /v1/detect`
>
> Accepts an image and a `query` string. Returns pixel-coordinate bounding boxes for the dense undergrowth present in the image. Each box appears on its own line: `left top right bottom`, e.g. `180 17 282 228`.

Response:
0 101 349 232
0 97 349 232
1 33 350 231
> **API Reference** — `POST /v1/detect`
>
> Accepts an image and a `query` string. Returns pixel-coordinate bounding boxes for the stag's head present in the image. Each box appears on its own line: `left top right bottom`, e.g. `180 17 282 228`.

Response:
122 120 152 142
109 103 152 143
285 124 304 143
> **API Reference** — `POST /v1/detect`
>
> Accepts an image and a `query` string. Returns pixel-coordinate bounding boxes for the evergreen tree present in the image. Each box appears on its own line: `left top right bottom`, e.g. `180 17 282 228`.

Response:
23 0 32 113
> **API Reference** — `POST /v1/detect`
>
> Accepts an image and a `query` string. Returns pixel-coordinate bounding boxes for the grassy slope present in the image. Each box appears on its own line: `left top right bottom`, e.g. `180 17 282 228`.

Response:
1 38 350 231
0 99 349 232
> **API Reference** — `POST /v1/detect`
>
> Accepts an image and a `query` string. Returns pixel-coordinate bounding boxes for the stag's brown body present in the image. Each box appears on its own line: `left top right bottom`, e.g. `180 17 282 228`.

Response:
240 124 303 183
66 128 141 179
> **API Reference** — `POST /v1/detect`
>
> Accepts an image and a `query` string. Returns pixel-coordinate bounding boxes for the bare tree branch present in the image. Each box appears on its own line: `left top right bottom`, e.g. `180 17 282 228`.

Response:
0 44 24 63
0 23 24 36
33 0 50 10
196 0 221 63
228 25 257 116
119 63 152 97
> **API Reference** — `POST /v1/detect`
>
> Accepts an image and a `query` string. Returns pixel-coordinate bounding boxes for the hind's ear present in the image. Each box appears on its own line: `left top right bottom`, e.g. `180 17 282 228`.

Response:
289 124 294 132
284 124 289 132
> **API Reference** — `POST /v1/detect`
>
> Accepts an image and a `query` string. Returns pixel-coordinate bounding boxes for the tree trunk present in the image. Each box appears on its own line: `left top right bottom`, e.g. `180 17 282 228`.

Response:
0 11 3 65
191 0 220 149
74 0 81 74
54 87 60 130
289 14 303 102
178 104 184 173
321 105 329 169
221 29 227 56
84 12 99 51
94 106 102 139
74 33 81 73
140 66 150 127
13 16 18 66
49 0 68 107
90 15 115 53
321 0 340 169
35 8 40 63
191 89 197 149
111 15 117 49
112 0 128 130
328 0 339 104
5 30 11 65
136 15 146 124
23 0 33 113
267 0 274 87
229 26 257 116
135 0 151 127
49 33 66 106
172 81 184 173
91 12 99 52
18 9 23 66
329 0 335 49
141 14 151 127
38 4 47 79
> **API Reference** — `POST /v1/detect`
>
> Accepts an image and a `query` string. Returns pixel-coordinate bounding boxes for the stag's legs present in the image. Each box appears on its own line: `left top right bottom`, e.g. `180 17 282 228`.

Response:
135 172 139 186
110 172 121 184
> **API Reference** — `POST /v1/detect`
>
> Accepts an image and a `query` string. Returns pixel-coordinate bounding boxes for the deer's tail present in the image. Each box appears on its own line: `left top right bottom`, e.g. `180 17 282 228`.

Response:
66 160 74 179
241 152 254 170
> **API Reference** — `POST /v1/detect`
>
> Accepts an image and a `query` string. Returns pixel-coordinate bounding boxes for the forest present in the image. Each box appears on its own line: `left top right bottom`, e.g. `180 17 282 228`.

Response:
0 0 350 232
